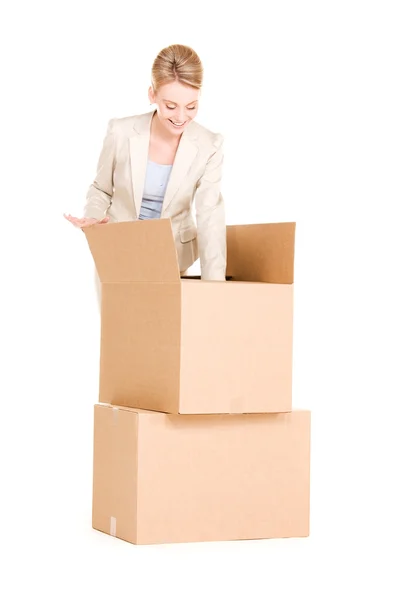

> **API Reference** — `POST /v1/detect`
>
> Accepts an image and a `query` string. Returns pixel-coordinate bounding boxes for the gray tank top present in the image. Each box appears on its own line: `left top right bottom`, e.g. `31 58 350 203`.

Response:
138 160 173 220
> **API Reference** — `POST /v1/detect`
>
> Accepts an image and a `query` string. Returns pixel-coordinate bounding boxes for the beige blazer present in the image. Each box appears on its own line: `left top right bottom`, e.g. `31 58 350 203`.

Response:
84 110 226 280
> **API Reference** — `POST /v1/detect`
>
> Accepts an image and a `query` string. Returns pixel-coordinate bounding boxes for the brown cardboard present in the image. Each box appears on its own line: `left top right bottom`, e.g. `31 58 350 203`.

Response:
92 404 311 545
85 219 295 414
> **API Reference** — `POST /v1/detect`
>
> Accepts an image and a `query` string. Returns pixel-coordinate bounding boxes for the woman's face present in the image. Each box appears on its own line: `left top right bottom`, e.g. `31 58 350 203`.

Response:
149 80 199 136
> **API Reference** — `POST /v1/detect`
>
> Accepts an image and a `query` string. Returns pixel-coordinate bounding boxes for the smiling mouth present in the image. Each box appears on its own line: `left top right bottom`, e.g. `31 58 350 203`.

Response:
169 119 186 127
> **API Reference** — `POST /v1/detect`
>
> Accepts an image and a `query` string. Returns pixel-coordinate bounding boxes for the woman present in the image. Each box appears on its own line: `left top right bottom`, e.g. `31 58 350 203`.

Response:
64 44 226 281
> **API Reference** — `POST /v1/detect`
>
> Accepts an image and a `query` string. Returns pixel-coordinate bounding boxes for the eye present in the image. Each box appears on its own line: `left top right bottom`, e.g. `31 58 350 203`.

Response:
166 105 197 111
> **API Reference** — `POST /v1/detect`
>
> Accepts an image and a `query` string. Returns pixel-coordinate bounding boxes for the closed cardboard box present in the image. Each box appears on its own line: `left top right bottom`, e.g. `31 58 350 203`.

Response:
92 404 310 545
85 220 295 414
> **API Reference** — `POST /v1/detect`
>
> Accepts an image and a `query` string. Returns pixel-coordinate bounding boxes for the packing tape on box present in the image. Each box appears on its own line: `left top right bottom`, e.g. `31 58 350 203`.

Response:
110 408 118 537
229 396 244 414
110 516 117 537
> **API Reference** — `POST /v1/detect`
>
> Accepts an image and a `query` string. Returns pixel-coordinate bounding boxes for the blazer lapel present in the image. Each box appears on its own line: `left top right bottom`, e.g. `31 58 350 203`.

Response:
161 130 198 216
129 111 154 217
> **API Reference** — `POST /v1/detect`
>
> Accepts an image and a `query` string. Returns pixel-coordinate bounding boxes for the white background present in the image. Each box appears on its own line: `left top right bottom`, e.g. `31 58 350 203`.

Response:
1 1 419 598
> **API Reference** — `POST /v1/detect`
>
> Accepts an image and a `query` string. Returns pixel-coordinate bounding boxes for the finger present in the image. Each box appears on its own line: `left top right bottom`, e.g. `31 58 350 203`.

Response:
66 215 81 224
72 218 87 227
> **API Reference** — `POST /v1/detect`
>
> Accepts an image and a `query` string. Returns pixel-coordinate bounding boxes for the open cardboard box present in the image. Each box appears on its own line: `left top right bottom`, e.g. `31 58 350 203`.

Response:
84 219 295 414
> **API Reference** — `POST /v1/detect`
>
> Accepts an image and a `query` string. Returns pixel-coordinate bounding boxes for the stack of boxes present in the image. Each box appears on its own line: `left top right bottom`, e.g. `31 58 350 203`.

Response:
85 219 311 545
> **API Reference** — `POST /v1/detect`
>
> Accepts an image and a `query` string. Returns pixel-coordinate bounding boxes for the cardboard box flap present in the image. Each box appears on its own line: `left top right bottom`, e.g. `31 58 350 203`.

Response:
226 222 295 283
84 219 180 282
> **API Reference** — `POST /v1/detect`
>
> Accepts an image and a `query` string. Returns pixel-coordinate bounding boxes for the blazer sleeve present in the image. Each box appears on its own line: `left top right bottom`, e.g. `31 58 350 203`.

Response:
83 119 116 220
194 133 227 281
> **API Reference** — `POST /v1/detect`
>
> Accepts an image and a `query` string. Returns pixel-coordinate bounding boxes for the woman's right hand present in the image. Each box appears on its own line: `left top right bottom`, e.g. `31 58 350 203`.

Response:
64 214 110 228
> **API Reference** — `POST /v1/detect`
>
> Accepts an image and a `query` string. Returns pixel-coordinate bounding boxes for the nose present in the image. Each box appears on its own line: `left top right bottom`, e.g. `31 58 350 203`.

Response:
173 111 186 122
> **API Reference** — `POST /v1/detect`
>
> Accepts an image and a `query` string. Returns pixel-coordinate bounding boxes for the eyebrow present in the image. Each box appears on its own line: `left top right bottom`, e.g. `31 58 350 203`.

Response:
163 99 198 107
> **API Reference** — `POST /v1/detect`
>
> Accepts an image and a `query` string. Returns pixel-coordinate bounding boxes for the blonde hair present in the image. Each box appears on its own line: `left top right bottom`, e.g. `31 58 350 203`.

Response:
151 44 203 92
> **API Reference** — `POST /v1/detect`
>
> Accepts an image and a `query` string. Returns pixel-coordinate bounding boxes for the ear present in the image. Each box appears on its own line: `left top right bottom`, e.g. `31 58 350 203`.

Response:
148 85 155 105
